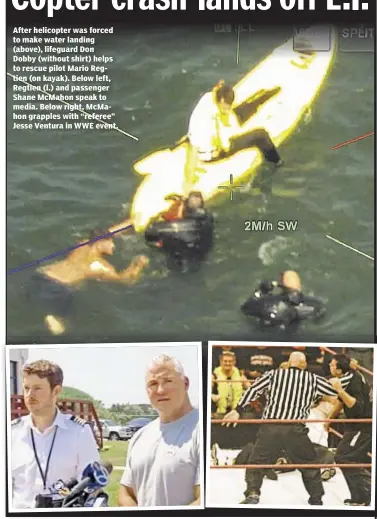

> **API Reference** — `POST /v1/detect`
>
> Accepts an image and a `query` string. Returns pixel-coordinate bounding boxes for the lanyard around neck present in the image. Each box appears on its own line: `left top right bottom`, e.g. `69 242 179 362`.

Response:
30 426 58 490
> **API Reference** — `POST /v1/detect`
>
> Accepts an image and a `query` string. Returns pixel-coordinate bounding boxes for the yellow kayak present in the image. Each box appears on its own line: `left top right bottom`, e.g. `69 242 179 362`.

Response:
131 26 337 232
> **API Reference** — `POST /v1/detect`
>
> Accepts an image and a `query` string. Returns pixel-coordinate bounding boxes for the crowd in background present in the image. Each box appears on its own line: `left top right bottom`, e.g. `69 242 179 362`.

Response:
210 345 373 451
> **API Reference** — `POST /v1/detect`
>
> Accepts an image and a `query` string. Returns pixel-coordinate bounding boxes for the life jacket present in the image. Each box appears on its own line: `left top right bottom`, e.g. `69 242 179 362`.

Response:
162 200 183 221
145 209 213 259
241 293 326 326
213 366 244 414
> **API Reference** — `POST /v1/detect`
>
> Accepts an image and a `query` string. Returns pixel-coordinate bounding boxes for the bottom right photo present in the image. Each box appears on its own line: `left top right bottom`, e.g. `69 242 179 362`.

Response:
206 342 375 510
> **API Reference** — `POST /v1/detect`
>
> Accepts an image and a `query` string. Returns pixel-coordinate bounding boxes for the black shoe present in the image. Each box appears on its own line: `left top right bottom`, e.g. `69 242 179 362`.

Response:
321 467 336 481
344 498 371 506
240 492 260 505
308 497 323 505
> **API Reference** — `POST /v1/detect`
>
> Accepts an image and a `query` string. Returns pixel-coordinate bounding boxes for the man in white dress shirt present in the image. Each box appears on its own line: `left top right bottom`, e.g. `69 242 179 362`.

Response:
183 80 283 194
11 359 100 509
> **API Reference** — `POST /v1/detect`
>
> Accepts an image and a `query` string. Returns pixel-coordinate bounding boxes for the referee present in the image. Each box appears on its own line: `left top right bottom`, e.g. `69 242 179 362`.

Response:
223 351 353 506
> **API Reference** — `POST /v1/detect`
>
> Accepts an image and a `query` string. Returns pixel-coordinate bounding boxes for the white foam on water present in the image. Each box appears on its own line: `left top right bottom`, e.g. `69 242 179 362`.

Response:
258 235 294 266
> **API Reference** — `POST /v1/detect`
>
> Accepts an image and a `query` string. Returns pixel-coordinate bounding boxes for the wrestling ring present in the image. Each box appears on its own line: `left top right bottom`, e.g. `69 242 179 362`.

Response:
208 345 374 508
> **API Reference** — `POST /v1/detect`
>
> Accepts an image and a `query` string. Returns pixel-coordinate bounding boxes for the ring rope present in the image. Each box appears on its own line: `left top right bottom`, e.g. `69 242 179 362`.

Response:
210 463 372 469
212 344 374 377
211 418 372 424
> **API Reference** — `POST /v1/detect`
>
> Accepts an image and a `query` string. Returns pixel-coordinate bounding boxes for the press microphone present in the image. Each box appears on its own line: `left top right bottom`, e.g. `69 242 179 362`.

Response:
62 476 79 490
101 460 113 476
67 461 113 498
49 476 78 495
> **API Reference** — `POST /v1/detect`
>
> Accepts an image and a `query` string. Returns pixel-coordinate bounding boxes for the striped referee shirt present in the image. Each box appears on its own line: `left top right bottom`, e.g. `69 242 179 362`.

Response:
236 367 354 421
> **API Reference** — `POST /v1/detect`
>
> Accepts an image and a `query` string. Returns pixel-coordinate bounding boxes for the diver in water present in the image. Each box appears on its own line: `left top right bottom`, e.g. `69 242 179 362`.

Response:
144 191 214 272
241 270 326 330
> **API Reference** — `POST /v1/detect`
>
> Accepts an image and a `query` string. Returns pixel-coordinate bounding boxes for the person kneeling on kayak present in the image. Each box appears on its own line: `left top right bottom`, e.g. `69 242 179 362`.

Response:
145 191 214 271
183 80 283 195
241 270 326 330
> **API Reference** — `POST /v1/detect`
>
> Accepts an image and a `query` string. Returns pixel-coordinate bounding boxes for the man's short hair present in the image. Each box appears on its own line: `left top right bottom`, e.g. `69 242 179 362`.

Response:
332 354 351 374
187 191 204 202
214 80 235 104
88 227 113 243
147 354 186 379
23 360 64 389
220 351 235 360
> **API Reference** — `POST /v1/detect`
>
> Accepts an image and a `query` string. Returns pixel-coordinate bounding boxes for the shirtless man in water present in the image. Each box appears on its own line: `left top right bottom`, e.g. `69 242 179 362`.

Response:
28 229 149 336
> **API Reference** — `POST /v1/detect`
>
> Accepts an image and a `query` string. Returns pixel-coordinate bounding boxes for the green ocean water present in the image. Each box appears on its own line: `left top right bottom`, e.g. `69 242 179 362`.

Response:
6 25 375 344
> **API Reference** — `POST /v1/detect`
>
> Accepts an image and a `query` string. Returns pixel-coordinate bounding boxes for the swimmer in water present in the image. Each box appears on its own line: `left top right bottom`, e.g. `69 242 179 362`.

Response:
109 192 214 272
144 191 214 272
27 228 149 336
241 270 326 330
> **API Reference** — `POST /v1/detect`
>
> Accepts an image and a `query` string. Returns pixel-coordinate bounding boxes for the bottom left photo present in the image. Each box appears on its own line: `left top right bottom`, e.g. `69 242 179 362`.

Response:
6 342 203 512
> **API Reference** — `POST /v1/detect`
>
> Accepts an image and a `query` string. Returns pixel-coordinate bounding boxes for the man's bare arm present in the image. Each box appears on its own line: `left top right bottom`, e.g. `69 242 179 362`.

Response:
108 218 134 235
118 485 138 507
330 378 357 409
336 388 357 409
89 256 149 284
120 256 149 283
188 485 201 506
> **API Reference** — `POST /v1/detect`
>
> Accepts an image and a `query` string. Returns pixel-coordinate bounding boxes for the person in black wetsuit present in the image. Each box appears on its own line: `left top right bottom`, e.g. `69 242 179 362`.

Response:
241 270 326 330
144 191 214 272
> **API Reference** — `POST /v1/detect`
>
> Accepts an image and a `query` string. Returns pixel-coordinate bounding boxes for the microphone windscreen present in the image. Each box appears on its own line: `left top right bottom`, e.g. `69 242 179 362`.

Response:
102 460 113 475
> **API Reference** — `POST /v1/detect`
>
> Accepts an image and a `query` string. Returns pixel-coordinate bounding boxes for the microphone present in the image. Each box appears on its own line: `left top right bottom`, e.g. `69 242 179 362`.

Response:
62 476 79 490
101 460 113 476
67 461 113 499
49 476 78 495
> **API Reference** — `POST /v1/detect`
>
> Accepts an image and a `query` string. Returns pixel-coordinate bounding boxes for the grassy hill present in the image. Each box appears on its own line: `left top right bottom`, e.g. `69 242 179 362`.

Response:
60 386 95 401
59 386 157 424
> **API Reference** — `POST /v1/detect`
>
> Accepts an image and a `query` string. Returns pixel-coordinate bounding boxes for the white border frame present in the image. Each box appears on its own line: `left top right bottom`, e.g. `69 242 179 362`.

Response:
6 341 205 513
206 340 376 511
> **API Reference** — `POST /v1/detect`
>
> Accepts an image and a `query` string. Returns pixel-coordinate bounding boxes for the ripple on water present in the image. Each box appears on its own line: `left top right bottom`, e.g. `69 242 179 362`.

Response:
6 28 375 343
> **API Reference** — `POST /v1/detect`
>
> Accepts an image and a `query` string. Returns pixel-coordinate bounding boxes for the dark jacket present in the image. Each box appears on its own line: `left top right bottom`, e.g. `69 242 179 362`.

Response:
241 280 326 328
341 370 372 432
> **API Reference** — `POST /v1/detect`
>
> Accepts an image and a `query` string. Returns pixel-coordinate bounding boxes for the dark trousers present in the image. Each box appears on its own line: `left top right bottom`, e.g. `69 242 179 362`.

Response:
334 430 372 502
314 443 335 465
245 424 324 501
208 92 281 167
211 422 260 450
230 88 282 165
217 129 281 165
273 443 334 472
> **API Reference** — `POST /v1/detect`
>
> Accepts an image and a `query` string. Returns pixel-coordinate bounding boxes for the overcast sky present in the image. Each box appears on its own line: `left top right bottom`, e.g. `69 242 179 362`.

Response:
20 343 201 407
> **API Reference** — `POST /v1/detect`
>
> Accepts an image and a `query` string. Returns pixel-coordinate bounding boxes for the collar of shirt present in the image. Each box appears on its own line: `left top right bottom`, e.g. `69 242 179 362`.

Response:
24 408 68 435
